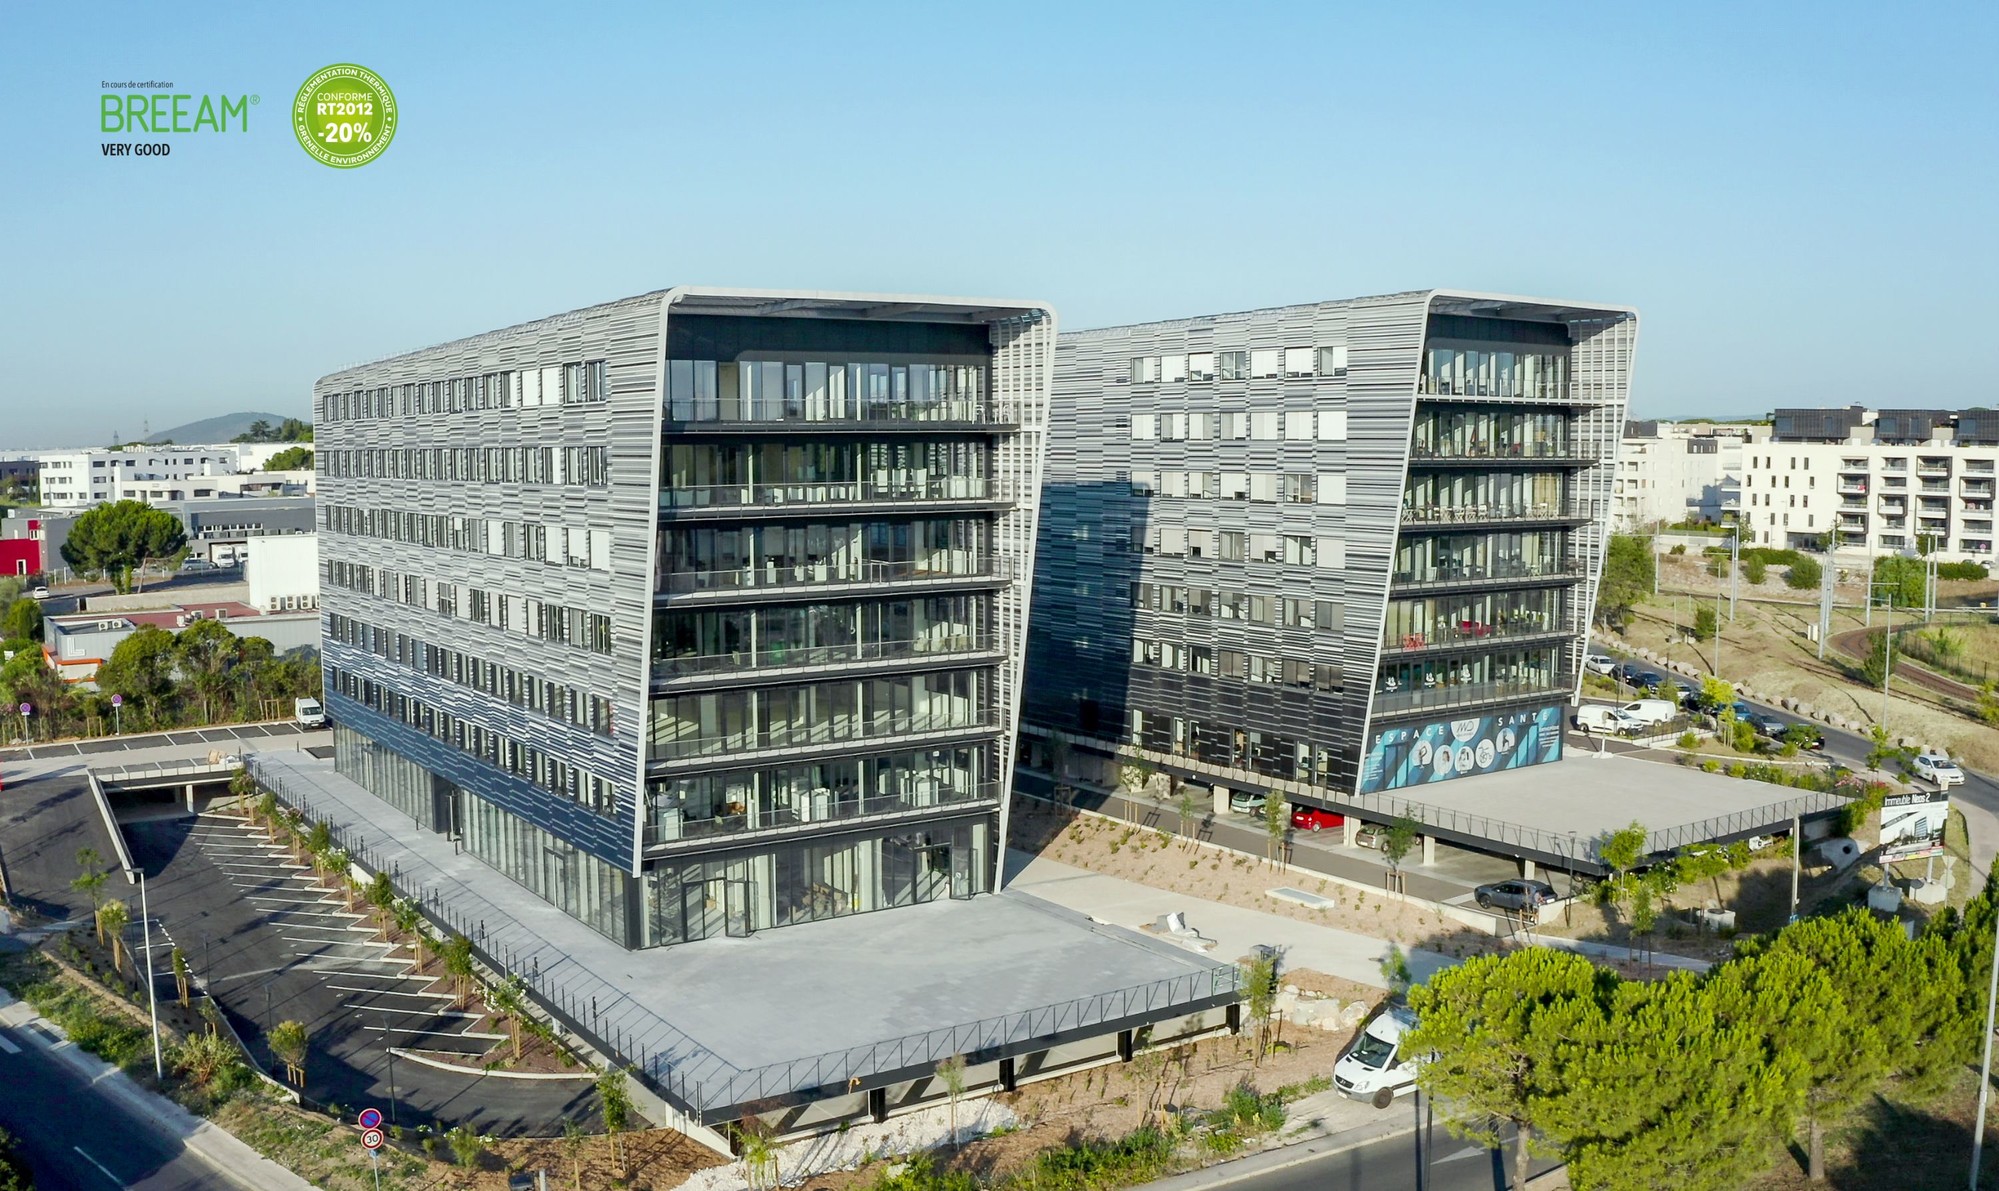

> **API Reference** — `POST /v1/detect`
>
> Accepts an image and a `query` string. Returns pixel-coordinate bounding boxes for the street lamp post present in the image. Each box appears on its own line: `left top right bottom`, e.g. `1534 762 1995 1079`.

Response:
140 872 163 1080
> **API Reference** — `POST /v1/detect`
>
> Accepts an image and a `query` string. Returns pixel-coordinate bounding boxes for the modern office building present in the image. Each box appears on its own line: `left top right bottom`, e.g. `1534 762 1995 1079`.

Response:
315 288 1055 949
1610 420 1752 532
1742 406 1999 562
33 444 297 507
1024 290 1637 825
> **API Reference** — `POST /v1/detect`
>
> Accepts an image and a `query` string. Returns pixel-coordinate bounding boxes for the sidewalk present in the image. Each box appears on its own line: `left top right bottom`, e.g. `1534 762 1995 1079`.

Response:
0 982 317 1191
1007 852 1455 988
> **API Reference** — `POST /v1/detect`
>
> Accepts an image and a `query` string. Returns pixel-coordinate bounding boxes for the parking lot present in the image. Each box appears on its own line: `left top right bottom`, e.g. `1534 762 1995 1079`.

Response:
128 813 598 1133
1 721 316 764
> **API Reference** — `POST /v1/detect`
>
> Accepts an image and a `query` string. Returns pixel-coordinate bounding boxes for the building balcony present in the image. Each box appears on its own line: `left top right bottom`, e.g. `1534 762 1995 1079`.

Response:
1837 529 1869 545
1920 481 1951 494
1838 513 1868 528
1389 558 1586 594
1919 465 1952 478
1381 623 1570 659
643 781 1001 850
1371 676 1565 718
658 479 1007 521
663 397 1020 432
647 711 1006 774
1838 482 1869 495
1840 498 1867 511
1963 482 1995 498
1966 502 1995 515
1398 504 1587 532
652 634 1002 691
1405 446 1594 469
656 557 1013 604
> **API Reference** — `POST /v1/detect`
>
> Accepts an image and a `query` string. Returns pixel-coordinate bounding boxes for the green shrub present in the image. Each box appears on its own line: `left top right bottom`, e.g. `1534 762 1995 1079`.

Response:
1938 561 1989 581
1677 731 1699 750
1701 759 1720 773
1743 558 1767 584
1670 544 1687 555
1785 556 1823 590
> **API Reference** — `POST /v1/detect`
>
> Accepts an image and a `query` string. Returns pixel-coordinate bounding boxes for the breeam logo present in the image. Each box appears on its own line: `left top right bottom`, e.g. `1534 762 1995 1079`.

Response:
99 86 257 157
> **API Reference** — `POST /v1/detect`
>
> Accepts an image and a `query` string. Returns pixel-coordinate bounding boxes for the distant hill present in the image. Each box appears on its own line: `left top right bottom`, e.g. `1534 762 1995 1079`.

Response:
143 411 298 445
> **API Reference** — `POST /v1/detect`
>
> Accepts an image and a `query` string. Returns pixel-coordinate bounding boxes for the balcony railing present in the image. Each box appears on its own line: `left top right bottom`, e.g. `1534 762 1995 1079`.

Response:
1400 503 1581 527
650 708 1005 764
1390 558 1585 591
645 781 1000 847
1382 620 1568 655
660 478 995 510
1407 444 1585 463
1919 465 1952 477
652 633 997 682
1372 676 1564 716
665 397 1019 427
1838 482 1869 495
657 556 1011 596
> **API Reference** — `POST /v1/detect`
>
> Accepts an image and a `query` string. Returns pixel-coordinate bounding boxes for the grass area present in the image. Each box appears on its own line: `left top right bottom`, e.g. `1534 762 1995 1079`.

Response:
0 947 153 1072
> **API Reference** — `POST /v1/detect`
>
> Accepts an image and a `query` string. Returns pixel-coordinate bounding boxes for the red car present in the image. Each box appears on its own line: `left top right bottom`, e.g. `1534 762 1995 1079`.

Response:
1290 807 1345 832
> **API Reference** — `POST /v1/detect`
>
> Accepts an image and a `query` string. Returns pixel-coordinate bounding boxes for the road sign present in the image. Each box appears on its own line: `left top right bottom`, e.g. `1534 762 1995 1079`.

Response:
361 1128 384 1151
358 1107 383 1130
111 694 123 707
17 704 28 716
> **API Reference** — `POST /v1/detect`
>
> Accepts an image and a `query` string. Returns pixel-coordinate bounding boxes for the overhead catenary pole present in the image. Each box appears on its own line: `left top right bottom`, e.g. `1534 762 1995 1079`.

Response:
1817 555 1835 661
1729 525 1740 621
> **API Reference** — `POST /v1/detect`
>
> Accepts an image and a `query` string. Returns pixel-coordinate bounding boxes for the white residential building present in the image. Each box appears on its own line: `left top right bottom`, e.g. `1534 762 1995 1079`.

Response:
1741 407 1999 562
33 444 306 507
1611 420 1754 532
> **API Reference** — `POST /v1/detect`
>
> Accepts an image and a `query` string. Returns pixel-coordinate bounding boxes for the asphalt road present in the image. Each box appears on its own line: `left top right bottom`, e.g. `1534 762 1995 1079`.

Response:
1180 1118 1556 1191
0 1006 231 1191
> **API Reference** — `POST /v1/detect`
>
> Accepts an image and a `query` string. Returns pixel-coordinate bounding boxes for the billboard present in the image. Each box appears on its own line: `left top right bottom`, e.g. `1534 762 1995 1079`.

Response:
1359 704 1563 794
1880 789 1949 862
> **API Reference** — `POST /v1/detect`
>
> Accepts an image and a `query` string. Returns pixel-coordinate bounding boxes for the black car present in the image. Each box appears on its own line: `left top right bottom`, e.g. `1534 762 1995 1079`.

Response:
1475 879 1558 912
1612 662 1643 684
1632 670 1667 693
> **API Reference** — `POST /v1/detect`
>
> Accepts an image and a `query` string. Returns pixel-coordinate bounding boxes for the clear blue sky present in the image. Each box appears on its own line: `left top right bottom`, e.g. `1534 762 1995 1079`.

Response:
2 1 1992 446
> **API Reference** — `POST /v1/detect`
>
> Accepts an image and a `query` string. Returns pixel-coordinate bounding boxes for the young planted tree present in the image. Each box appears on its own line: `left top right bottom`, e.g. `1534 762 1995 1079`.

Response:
269 1019 309 1085
1406 949 1609 1191
1596 821 1650 941
491 974 532 1060
597 1068 632 1178
171 947 191 1006
228 766 257 807
448 1123 483 1169
319 848 354 907
97 899 131 974
364 872 395 938
738 1113 778 1190
935 1054 968 1148
1261 796 1287 867
441 934 476 1010
560 1118 587 1191
253 792 280 839
71 847 108 923
1174 786 1201 850
172 1032 243 1094
1381 814 1420 893
1241 950 1278 1065
1692 603 1718 642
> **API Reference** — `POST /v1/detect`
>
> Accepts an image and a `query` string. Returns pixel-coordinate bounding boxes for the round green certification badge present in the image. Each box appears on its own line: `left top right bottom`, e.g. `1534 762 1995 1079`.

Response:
293 64 397 168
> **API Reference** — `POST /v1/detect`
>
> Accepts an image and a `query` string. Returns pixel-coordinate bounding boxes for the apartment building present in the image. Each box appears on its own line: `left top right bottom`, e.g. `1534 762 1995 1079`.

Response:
1610 420 1752 531
315 288 1054 949
1024 290 1636 816
34 443 298 507
1745 407 1999 561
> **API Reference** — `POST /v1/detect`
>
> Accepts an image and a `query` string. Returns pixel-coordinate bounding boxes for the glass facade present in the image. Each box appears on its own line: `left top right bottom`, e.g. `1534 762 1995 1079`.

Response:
665 359 990 423
638 818 990 946
1402 471 1568 522
653 595 988 678
648 669 989 760
657 517 989 593
1418 345 1568 399
1410 405 1572 458
1374 645 1564 714
1382 588 1565 650
660 441 991 509
645 745 990 843
458 784 628 943
1392 531 1573 584
334 724 441 830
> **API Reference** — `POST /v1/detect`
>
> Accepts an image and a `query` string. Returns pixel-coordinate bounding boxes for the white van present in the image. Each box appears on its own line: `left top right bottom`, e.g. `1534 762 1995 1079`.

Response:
1574 705 1641 734
294 697 328 729
1617 699 1678 726
1333 1004 1422 1108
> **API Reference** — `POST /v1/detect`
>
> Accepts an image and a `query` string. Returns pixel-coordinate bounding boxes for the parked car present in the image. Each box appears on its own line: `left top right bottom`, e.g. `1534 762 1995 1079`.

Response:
1911 753 1965 789
181 558 219 573
1353 824 1385 849
1228 790 1267 815
1616 699 1678 726
1584 654 1618 675
28 586 50 600
1334 1003 1423 1109
1632 670 1667 692
1612 662 1642 685
1290 806 1345 832
1751 714 1791 739
1574 704 1643 735
1475 879 1558 912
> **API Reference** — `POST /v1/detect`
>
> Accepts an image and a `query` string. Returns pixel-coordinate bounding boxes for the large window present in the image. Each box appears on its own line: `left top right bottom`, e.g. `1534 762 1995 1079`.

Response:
1383 589 1566 649
1393 531 1572 584
645 745 989 843
1419 346 1568 400
1411 405 1573 458
653 595 988 677
639 818 989 945
648 669 989 760
660 441 990 508
1374 645 1564 714
665 358 989 423
657 517 988 592
1402 472 1568 522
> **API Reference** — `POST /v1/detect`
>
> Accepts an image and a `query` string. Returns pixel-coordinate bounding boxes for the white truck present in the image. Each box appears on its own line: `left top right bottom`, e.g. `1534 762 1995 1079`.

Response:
294 697 328 729
1333 1004 1422 1108
1574 704 1641 735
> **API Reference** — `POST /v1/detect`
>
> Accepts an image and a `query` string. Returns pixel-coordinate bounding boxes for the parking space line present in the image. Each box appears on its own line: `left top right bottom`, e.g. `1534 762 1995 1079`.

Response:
330 986 454 1000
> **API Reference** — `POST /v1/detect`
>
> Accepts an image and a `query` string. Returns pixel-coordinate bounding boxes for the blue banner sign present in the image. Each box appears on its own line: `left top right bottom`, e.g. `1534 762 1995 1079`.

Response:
1359 705 1563 793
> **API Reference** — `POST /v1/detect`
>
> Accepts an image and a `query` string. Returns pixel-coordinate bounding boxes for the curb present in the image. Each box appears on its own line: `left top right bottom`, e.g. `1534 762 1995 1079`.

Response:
389 1045 597 1080
1136 1117 1416 1191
